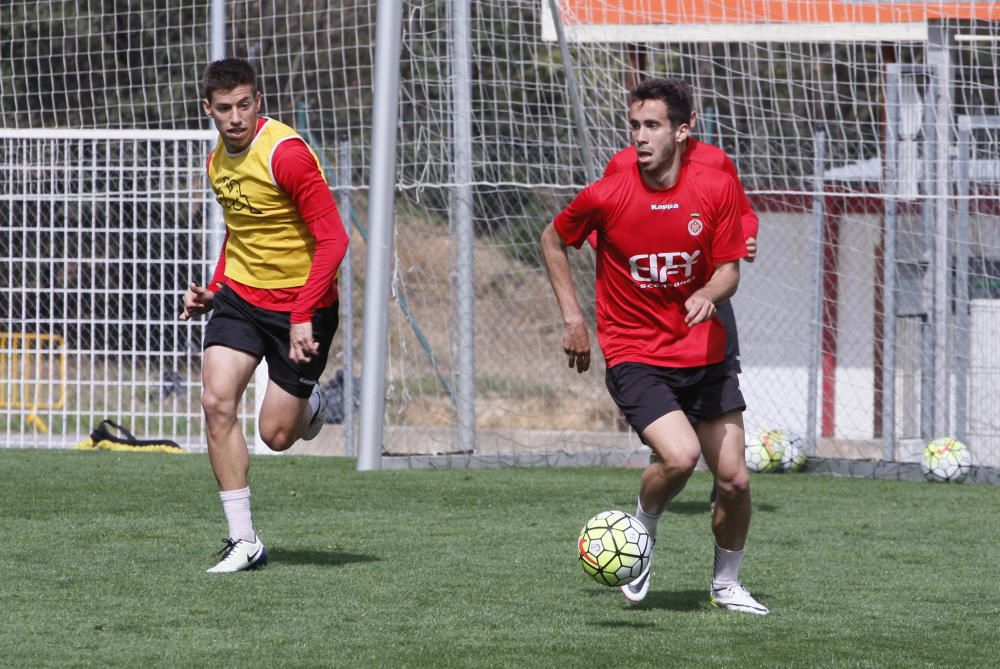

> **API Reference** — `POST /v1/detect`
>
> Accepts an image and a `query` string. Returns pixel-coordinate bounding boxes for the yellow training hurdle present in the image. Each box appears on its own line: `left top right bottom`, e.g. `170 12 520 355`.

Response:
0 332 67 432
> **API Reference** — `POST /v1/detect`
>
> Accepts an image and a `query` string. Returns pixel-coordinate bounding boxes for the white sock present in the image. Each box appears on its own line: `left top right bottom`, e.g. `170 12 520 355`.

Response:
712 543 744 589
219 487 255 542
634 498 661 541
308 386 321 418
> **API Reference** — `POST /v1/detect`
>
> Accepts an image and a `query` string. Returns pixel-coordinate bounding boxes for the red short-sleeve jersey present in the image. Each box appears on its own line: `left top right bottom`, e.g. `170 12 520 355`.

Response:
602 140 759 240
554 161 746 368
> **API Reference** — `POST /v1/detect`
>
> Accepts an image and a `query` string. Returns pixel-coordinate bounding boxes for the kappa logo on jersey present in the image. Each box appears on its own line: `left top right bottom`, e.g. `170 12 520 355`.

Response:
213 176 263 214
650 203 679 211
629 250 701 288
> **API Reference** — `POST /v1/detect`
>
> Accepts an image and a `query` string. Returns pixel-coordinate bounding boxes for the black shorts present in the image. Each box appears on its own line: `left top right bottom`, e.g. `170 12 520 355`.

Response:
605 361 746 435
203 285 339 398
716 299 741 373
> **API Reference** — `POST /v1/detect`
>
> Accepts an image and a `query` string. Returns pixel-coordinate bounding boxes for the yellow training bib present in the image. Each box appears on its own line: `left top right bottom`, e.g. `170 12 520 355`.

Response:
207 118 326 288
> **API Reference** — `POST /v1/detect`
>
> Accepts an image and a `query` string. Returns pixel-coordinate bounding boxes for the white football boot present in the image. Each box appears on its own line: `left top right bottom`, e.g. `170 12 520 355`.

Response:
207 536 269 573
300 386 325 441
710 582 769 615
621 541 654 603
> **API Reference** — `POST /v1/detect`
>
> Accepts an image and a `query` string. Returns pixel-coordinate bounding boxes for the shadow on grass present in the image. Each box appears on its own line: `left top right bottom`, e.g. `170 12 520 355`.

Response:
630 588 706 612
269 548 379 567
665 501 712 515
664 501 779 515
581 587 705 612
640 589 774 614
587 619 659 630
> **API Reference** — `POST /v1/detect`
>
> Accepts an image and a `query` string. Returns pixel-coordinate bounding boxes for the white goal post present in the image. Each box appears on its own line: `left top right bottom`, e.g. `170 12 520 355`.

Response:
0 127 244 450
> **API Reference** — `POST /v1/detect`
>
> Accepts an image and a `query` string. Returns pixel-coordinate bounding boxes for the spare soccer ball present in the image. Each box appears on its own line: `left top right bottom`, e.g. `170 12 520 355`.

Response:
921 437 972 483
779 431 808 472
577 510 652 587
745 429 784 473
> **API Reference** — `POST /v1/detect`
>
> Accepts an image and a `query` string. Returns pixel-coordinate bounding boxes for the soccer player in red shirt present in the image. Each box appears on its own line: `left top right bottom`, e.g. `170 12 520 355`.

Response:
591 91 759 375
540 78 767 614
181 58 349 573
593 86 761 508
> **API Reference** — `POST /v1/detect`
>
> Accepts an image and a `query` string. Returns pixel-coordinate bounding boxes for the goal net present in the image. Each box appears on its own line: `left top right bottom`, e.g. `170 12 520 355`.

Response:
3 1 1000 473
0 128 234 448
381 1 1000 471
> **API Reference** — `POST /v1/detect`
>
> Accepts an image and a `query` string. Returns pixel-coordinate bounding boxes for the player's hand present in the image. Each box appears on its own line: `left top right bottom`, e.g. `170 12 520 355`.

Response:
289 321 319 364
562 319 591 373
180 283 215 320
744 236 758 262
684 294 716 327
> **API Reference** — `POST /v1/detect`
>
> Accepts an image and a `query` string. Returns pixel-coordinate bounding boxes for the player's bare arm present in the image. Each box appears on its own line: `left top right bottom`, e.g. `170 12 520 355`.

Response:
180 282 216 320
289 321 319 364
685 261 740 326
540 222 591 373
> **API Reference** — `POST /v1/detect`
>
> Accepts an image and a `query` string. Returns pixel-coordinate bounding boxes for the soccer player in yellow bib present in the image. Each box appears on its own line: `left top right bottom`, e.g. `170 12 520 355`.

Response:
181 58 349 573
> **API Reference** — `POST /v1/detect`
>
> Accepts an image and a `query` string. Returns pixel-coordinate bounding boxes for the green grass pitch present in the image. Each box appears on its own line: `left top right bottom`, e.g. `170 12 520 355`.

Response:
2 449 998 668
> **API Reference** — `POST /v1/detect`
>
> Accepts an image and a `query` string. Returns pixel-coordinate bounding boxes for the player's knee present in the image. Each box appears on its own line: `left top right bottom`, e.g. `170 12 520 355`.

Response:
653 448 700 479
715 471 750 500
259 424 296 452
264 436 295 452
201 390 238 423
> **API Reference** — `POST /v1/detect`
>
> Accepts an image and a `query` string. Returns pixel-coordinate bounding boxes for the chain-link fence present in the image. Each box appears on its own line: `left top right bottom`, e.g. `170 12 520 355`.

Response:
2 2 998 473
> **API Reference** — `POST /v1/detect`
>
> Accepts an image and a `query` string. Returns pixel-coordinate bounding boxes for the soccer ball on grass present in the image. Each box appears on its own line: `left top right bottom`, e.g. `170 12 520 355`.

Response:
577 510 652 587
744 429 784 473
921 437 972 483
779 431 808 472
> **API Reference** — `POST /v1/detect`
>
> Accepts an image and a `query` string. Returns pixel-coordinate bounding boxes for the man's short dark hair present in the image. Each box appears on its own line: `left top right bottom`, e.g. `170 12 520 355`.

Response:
202 58 258 102
628 78 693 129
